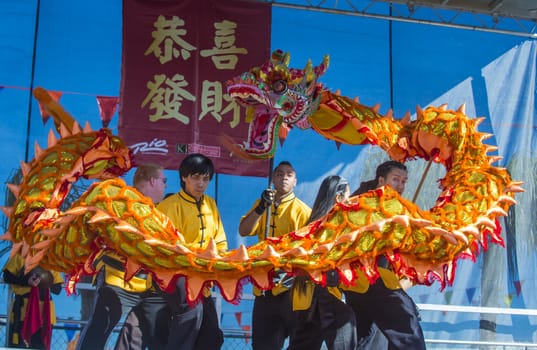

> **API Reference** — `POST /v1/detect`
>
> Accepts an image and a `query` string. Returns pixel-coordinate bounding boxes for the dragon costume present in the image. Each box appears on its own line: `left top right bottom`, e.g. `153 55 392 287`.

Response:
1 50 522 302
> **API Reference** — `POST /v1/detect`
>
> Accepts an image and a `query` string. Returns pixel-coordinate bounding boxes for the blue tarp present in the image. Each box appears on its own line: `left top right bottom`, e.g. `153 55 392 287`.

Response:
1 0 536 345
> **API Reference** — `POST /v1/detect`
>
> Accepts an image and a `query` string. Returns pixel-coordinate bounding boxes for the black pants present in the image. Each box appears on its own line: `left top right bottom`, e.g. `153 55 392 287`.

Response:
114 301 171 350
76 272 168 350
251 291 294 350
288 285 357 350
115 277 222 350
345 279 426 350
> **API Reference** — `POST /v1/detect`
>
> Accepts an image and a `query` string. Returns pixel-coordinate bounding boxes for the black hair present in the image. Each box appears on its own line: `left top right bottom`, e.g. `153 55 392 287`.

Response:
307 175 349 224
294 175 349 296
352 160 407 196
179 153 215 189
274 160 294 171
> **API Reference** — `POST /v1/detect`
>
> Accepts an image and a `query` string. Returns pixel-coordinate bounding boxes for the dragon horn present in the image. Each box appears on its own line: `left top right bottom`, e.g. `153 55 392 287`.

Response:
304 59 314 83
314 54 330 77
271 49 290 67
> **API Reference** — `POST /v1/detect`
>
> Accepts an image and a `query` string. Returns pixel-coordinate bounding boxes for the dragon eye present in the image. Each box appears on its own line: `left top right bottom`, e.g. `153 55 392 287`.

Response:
272 80 287 94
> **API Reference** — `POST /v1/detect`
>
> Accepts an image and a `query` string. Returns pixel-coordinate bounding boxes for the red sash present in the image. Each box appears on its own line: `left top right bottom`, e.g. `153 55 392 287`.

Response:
21 287 52 350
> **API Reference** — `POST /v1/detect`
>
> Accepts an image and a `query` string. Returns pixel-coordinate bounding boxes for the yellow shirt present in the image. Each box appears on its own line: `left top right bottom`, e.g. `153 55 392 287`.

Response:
3 254 62 324
93 250 154 292
157 189 228 251
3 254 63 296
341 268 402 294
158 189 228 297
241 192 311 296
242 192 311 241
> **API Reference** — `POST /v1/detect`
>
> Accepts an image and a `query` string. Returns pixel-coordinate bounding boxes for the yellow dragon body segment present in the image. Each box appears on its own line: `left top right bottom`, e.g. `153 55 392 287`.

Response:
2 47 523 303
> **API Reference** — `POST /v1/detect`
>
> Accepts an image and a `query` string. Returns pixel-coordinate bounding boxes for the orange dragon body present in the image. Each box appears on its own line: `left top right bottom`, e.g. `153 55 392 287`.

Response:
1 48 522 302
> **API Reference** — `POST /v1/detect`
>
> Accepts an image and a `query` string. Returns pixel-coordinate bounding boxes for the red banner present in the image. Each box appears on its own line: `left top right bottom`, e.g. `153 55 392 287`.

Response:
119 0 271 177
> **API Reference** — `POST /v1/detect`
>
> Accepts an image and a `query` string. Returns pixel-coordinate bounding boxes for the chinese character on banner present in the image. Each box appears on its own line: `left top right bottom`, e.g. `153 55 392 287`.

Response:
119 0 272 176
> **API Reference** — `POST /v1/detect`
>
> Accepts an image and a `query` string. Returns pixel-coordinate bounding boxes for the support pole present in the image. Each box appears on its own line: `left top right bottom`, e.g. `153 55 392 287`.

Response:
412 157 434 203
264 158 274 239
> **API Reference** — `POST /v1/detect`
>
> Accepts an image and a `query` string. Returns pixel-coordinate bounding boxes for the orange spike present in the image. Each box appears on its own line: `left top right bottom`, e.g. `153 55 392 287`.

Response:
372 103 381 113
311 242 334 254
114 222 142 234
48 129 58 148
222 244 249 261
40 228 62 237
0 231 12 241
439 103 448 110
59 123 71 138
26 250 46 271
0 206 13 217
20 160 31 176
497 195 517 205
353 96 360 103
457 104 466 114
488 156 502 164
258 245 280 259
7 183 20 197
507 181 525 189
335 89 341 96
83 121 92 133
72 121 81 135
10 242 22 258
88 211 113 223
197 239 220 259
20 241 29 257
415 105 424 117
384 109 394 120
391 215 411 227
34 141 43 159
32 239 53 250
474 117 485 126
401 111 412 126
408 218 432 227
486 207 508 217
485 145 498 153
480 133 493 141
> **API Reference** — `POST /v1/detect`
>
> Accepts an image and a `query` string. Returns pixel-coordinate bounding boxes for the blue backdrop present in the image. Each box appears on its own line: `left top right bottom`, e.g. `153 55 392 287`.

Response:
1 0 536 345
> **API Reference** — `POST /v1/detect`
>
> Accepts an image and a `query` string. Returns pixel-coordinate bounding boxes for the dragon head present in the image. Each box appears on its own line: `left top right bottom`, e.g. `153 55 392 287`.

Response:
80 129 133 180
226 50 329 159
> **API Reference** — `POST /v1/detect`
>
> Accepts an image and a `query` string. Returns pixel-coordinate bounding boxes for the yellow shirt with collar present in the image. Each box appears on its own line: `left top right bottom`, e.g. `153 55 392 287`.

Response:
241 192 311 297
157 189 228 251
243 192 311 241
158 189 228 297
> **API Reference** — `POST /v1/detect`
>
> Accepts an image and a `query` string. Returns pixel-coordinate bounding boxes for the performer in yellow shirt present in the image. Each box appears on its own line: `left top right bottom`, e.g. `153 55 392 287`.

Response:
288 175 357 350
3 254 63 349
157 153 228 350
239 161 311 350
342 160 426 350
76 164 168 350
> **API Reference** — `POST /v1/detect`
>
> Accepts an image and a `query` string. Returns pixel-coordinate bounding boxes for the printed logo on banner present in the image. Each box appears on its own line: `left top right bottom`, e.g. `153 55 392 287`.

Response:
129 138 169 155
